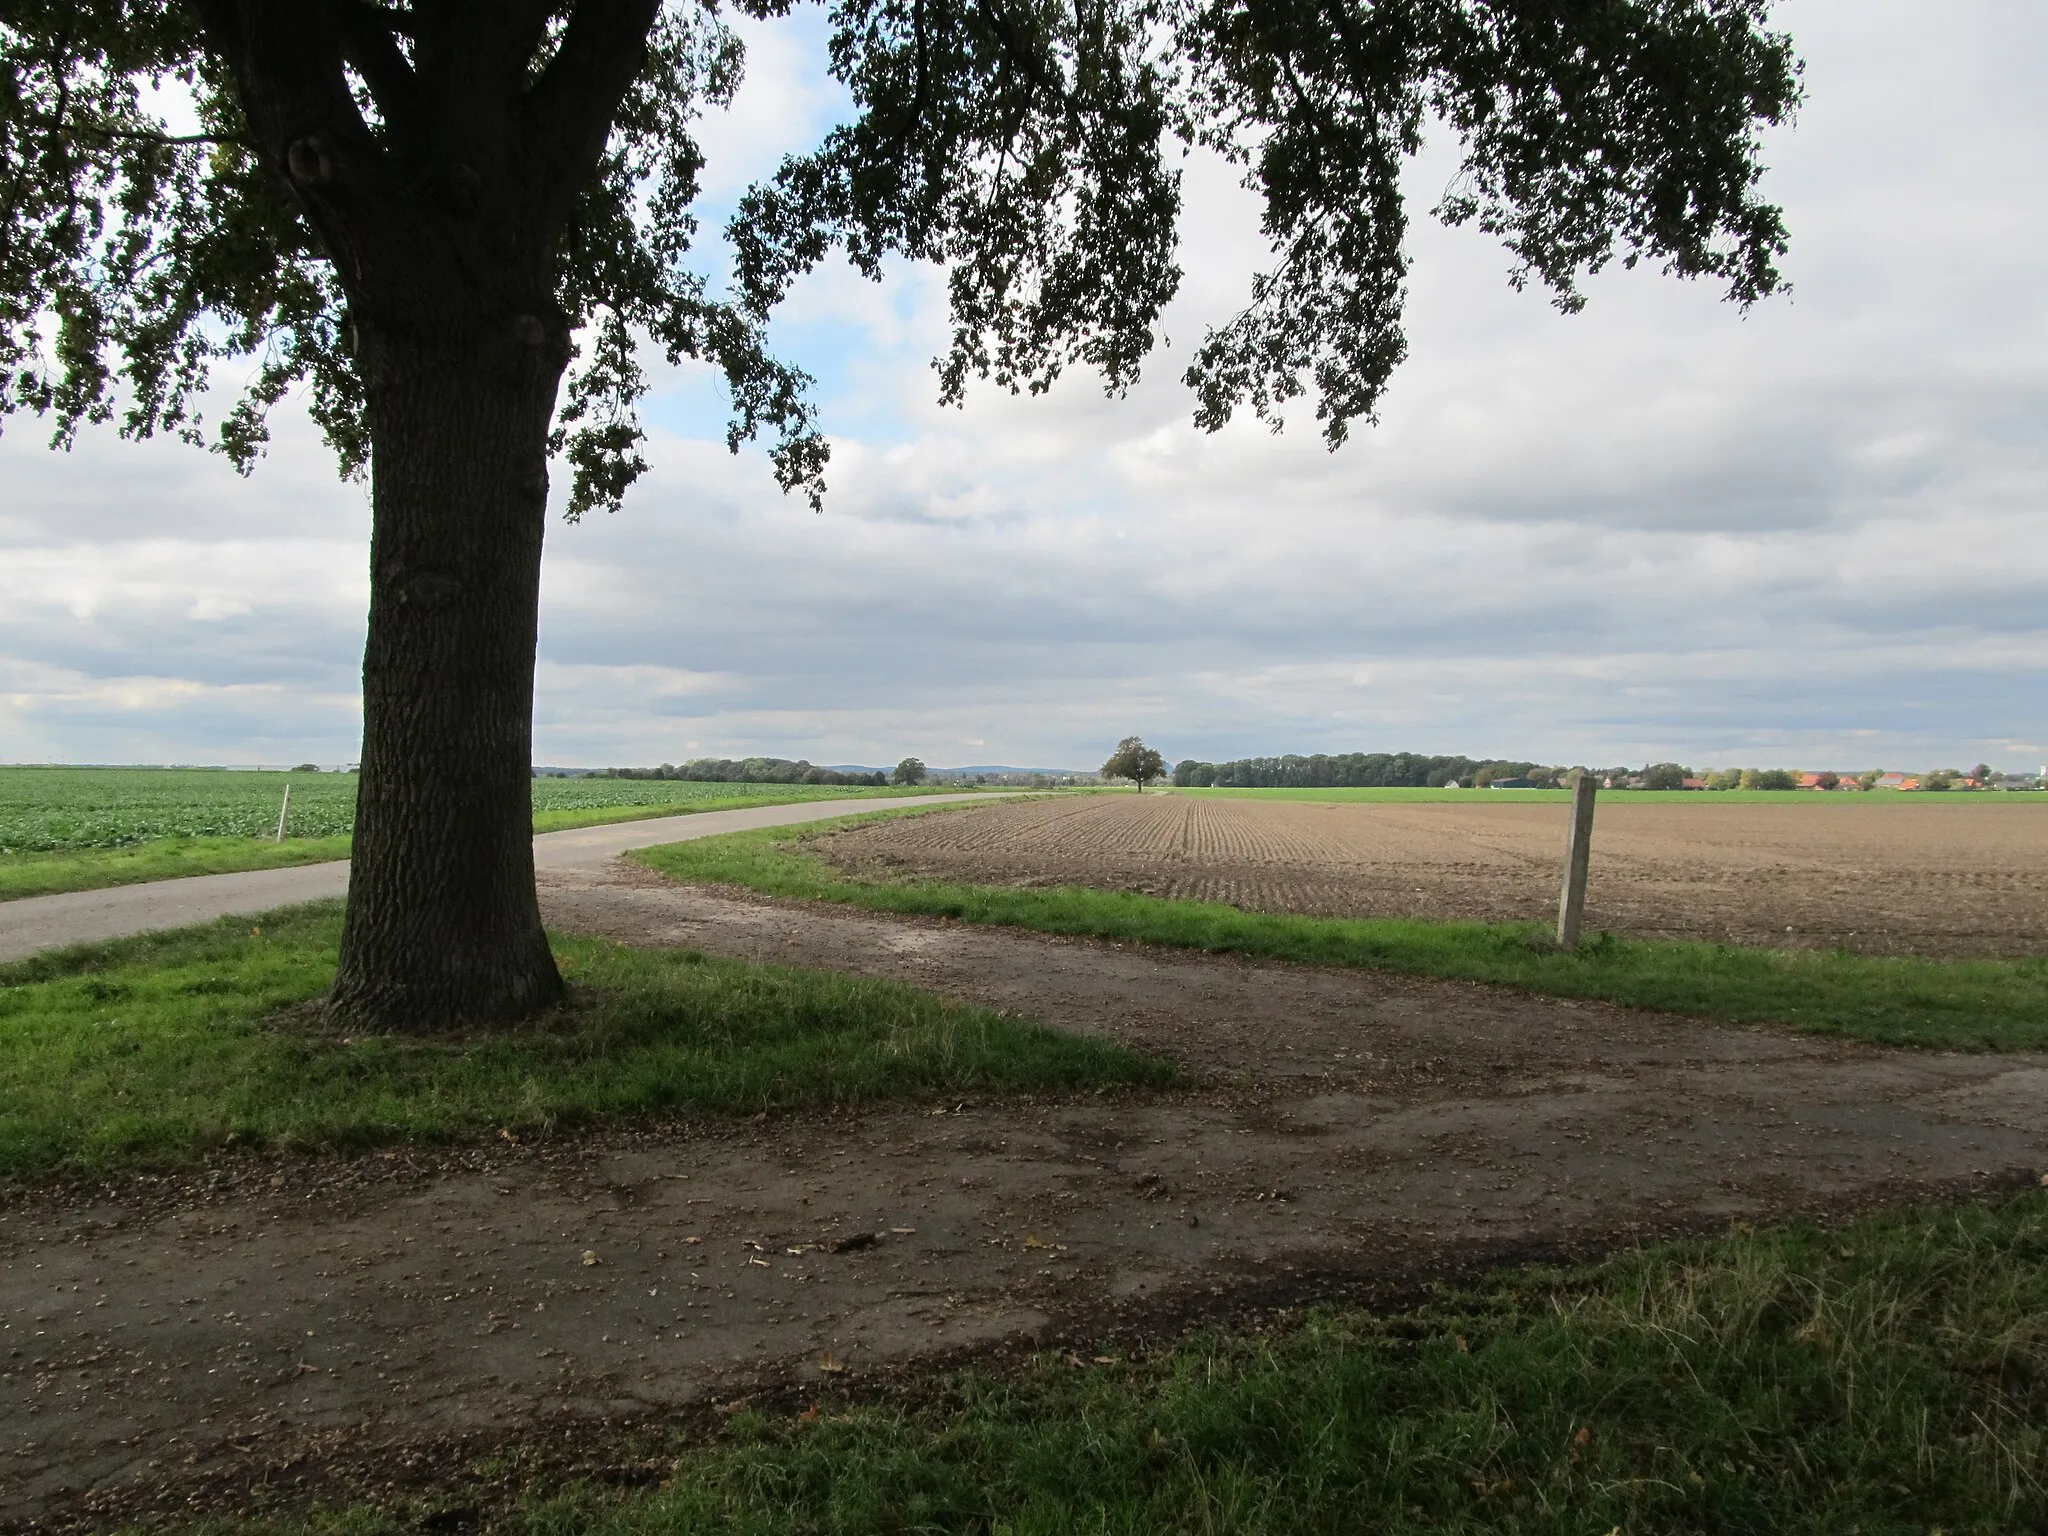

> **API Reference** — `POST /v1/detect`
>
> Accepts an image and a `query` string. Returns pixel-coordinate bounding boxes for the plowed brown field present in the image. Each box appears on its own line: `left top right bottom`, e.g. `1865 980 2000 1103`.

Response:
815 794 2048 957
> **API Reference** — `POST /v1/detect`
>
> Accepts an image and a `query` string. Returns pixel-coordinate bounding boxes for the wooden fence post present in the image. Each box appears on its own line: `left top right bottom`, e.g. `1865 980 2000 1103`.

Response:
1556 773 1598 947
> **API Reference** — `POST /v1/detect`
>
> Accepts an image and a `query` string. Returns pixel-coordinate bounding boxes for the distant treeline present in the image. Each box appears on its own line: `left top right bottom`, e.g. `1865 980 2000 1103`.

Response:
1173 753 1554 789
596 757 889 787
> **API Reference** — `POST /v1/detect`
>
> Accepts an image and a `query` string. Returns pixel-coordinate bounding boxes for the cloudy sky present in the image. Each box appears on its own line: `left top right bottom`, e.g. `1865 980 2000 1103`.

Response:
3 0 2044 774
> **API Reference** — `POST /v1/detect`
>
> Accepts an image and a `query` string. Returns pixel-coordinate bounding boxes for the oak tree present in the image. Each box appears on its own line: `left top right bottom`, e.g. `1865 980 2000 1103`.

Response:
2 0 1800 1028
1102 736 1166 790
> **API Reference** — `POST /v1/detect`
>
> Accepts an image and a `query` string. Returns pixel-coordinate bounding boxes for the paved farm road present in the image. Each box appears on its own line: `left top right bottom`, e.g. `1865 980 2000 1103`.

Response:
0 792 1005 962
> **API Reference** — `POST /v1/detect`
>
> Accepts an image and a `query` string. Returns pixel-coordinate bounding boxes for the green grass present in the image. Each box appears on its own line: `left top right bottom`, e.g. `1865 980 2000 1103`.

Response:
0 902 1170 1180
630 809 2048 1050
525 785 945 835
0 833 357 900
178 1192 2048 1535
0 765 365 848
1176 785 2037 804
0 765 955 851
0 766 971 899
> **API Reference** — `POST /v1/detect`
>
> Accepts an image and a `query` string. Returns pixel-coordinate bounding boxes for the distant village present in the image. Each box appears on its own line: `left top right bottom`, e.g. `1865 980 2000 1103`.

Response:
568 753 2048 794
1499 766 2048 792
1169 753 2048 793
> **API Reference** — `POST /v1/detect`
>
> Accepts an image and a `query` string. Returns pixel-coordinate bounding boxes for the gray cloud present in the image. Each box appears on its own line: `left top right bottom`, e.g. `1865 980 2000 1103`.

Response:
2 0 2045 774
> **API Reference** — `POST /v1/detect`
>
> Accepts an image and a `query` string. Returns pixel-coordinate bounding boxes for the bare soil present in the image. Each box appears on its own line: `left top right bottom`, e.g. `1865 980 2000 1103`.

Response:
5 860 2045 1529
817 793 2048 957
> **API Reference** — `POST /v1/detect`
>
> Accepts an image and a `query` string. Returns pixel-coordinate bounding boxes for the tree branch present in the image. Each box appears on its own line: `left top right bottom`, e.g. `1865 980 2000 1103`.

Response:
348 1 420 39
336 0 423 146
67 122 244 148
523 0 661 235
408 0 553 163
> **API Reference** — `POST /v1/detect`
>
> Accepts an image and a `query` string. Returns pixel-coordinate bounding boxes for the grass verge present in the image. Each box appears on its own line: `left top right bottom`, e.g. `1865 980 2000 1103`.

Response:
0 902 1170 1180
0 834 355 900
526 784 971 834
631 810 2048 1050
0 788 983 902
180 1192 2048 1534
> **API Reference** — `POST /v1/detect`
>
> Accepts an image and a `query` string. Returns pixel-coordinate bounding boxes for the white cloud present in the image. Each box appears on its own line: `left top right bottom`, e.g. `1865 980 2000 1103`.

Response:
3 0 2046 773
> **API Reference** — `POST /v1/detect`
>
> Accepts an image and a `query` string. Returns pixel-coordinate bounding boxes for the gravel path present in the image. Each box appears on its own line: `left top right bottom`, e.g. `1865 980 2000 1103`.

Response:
5 857 2044 1529
0 794 1003 963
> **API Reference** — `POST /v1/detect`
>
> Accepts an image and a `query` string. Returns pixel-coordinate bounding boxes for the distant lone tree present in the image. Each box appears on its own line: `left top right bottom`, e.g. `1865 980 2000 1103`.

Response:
893 757 928 787
3 2 1801 1030
1102 737 1167 792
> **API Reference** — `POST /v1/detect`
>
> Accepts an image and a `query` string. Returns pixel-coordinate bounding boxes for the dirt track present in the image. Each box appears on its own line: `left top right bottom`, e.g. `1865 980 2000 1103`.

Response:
5 859 2045 1530
817 793 2048 957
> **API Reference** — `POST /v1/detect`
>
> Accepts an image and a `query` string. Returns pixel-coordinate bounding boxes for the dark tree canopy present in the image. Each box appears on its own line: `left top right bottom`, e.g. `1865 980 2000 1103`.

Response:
1103 736 1166 788
0 0 1800 1028
0 0 830 514
3 0 1800 495
1176 750 1498 788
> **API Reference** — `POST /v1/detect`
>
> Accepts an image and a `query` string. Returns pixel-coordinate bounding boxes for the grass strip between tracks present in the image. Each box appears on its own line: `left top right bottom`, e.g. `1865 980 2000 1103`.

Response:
0 833 357 901
0 902 1171 1180
178 1191 2048 1535
0 787 977 902
631 808 2048 1051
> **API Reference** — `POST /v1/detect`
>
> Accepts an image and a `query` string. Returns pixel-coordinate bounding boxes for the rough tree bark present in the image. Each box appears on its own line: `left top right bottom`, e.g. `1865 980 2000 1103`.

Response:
326 316 571 1027
188 0 662 1030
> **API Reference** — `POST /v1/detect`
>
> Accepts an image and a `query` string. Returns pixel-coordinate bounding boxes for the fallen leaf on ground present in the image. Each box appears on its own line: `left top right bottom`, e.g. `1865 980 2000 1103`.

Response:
581 1251 602 1267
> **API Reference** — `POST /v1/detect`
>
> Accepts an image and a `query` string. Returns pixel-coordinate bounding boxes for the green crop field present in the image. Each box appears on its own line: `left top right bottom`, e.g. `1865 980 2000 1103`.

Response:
0 767 964 900
0 766 949 854
0 766 361 851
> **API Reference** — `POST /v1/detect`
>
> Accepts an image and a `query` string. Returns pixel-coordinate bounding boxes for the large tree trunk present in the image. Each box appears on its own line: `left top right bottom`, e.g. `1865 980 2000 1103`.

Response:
327 317 569 1030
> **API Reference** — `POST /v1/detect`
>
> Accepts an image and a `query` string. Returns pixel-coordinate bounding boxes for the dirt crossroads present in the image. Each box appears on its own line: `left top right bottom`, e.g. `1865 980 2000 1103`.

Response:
4 858 2045 1529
